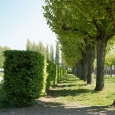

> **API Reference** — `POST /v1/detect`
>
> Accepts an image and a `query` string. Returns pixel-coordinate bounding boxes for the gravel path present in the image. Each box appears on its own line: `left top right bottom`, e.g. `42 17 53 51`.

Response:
0 98 115 115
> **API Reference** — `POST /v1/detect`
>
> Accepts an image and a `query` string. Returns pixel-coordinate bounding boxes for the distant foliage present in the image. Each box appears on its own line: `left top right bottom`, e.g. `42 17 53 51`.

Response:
0 46 10 68
26 39 55 63
46 44 50 61
55 42 60 65
50 44 54 63
26 39 46 57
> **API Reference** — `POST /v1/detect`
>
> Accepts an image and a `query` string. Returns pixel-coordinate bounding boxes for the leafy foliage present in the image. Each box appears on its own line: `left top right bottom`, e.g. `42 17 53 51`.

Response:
46 60 66 91
43 0 115 91
3 50 44 107
26 39 46 57
0 46 10 68
55 42 60 65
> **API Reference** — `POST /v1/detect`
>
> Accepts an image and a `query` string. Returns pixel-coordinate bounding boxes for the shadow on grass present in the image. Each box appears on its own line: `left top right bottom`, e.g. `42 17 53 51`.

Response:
62 78 78 83
56 84 77 88
47 88 94 97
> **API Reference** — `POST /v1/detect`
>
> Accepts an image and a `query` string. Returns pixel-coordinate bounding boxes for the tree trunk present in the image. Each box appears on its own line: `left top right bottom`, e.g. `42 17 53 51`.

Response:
110 65 112 77
87 45 95 84
81 53 88 81
95 39 107 91
76 61 82 79
111 100 115 107
72 66 76 76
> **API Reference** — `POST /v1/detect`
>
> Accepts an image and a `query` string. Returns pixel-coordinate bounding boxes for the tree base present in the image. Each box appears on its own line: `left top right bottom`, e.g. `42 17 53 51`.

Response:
94 87 104 91
111 100 115 107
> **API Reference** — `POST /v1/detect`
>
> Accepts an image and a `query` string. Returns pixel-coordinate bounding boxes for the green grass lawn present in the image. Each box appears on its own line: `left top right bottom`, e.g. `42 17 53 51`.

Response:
48 74 115 107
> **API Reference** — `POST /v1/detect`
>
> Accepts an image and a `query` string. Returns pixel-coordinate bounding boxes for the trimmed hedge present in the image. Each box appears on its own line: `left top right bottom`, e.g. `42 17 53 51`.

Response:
3 50 66 107
40 58 47 96
3 50 44 107
46 60 52 91
46 60 67 90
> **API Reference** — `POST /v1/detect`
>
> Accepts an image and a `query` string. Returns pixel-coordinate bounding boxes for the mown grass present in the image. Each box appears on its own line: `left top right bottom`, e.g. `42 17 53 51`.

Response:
48 74 115 107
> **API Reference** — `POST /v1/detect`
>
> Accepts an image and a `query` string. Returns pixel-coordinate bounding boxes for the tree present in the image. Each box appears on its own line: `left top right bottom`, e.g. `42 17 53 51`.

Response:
61 49 68 70
43 0 115 91
26 39 32 50
38 41 46 57
0 46 10 68
55 41 60 65
43 0 95 84
26 39 46 57
50 44 54 63
74 0 115 91
46 44 50 60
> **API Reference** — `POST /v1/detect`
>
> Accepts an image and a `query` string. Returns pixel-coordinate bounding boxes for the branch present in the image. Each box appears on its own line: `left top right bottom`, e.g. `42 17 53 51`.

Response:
62 24 78 32
62 24 71 31
93 19 100 32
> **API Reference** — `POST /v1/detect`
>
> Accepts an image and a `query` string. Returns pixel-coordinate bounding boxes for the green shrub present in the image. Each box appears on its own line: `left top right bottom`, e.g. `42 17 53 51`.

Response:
3 50 44 107
40 58 47 96
52 63 57 86
61 68 67 80
46 60 52 91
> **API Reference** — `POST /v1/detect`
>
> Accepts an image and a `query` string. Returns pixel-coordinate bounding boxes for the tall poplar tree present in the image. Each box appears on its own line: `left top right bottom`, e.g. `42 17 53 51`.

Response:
0 46 10 68
55 41 60 65
50 44 54 63
26 39 32 50
46 44 50 60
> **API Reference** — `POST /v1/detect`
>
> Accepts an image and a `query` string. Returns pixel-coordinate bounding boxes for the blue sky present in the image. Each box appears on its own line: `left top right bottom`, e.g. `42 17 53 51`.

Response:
0 0 56 50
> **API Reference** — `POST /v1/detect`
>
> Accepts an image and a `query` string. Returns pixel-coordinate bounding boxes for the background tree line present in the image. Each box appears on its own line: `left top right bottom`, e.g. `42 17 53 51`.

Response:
0 46 10 68
26 38 67 69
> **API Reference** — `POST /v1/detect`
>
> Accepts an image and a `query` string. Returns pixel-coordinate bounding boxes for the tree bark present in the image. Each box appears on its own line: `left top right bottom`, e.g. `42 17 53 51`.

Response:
87 45 95 84
81 53 88 81
72 66 76 76
76 61 82 79
110 65 112 77
95 39 107 91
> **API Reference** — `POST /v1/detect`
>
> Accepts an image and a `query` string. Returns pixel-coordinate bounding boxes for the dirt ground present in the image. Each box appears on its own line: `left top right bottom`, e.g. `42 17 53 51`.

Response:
0 96 115 115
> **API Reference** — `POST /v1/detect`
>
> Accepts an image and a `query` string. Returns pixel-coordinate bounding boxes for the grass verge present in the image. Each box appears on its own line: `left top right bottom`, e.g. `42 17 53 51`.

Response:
48 74 115 107
0 74 115 108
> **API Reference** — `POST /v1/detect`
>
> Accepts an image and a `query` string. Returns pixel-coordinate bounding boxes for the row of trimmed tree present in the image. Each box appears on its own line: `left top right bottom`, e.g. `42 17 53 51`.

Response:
43 0 115 92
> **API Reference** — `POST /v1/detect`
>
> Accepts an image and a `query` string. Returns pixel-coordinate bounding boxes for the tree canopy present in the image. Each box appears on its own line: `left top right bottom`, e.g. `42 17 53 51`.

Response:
43 0 115 91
